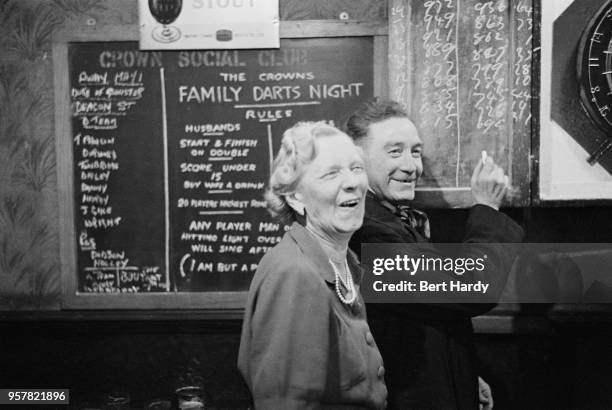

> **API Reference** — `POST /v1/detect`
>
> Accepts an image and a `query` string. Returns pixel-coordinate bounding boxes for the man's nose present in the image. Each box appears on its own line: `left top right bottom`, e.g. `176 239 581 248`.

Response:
399 154 417 173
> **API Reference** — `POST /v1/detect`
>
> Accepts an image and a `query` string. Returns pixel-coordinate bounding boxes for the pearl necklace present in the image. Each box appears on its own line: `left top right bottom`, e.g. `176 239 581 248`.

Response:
329 259 356 305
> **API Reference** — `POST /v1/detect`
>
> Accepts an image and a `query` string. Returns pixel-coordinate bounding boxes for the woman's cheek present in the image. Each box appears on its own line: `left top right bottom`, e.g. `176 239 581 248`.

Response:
358 174 369 191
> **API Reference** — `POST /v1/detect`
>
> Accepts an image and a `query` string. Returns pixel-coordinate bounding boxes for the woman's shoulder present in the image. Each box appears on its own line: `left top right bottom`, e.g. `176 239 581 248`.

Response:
251 231 324 292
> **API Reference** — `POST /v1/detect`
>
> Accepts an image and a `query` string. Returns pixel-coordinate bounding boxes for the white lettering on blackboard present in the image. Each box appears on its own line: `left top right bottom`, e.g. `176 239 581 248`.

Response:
253 85 301 101
217 263 238 272
183 181 201 189
219 200 249 208
223 139 257 147
99 50 162 68
79 231 97 250
222 234 249 243
81 116 117 129
209 148 249 157
181 233 218 241
248 246 271 254
79 72 108 84
215 221 251 231
309 83 363 99
72 87 91 98
219 245 243 253
83 216 122 228
234 182 264 190
81 171 110 181
244 109 292 120
180 139 211 147
219 72 246 82
250 199 266 208
184 123 240 133
96 87 145 99
114 71 143 85
179 85 242 103
256 236 282 244
180 163 213 172
81 194 110 205
81 183 108 194
77 160 119 170
258 72 315 82
91 249 125 260
75 101 112 115
257 49 308 67
189 149 206 157
512 0 532 126
180 253 212 275
191 244 214 253
222 163 256 172
178 51 246 68
189 220 212 230
258 222 279 232
77 134 115 146
82 148 117 160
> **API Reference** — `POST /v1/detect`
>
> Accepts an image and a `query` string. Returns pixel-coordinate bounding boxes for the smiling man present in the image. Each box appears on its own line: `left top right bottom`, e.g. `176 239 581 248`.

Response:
345 98 524 410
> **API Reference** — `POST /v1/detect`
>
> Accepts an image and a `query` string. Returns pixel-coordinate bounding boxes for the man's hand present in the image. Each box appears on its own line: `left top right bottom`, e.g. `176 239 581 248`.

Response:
478 376 494 410
471 157 508 210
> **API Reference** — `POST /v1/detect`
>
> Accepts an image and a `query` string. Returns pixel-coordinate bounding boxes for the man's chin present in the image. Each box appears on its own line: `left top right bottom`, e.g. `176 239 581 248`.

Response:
389 191 415 202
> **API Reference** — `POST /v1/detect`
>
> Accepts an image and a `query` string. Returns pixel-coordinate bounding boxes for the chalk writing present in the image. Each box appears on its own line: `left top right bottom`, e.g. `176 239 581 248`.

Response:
68 38 373 293
388 0 531 190
512 0 532 127
70 43 168 293
470 0 509 133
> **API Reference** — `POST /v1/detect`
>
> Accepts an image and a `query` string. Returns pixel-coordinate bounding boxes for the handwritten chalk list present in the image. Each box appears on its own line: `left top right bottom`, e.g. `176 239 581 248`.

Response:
68 38 373 293
70 42 167 293
389 0 533 205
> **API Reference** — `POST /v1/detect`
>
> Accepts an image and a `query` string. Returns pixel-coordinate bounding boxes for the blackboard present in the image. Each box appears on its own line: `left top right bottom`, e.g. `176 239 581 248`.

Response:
388 0 534 207
55 22 387 309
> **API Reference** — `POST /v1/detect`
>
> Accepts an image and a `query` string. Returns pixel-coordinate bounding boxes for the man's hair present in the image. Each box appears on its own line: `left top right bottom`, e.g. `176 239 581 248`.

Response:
343 98 409 143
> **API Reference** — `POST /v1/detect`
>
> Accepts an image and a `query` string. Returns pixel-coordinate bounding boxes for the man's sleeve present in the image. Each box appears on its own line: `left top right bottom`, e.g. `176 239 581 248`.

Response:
353 206 524 318
463 204 524 244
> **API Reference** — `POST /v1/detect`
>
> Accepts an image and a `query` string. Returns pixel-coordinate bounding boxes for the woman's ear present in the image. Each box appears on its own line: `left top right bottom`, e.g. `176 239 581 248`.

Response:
285 193 305 216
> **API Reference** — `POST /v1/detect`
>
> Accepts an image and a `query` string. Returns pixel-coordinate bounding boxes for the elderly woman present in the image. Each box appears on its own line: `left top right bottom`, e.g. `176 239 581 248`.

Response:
238 122 387 409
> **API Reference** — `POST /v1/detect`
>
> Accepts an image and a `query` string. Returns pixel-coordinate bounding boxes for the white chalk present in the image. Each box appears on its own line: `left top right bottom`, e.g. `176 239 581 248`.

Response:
481 150 488 164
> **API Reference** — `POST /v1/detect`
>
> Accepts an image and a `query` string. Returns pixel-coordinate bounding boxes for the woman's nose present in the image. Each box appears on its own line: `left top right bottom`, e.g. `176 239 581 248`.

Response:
341 169 360 190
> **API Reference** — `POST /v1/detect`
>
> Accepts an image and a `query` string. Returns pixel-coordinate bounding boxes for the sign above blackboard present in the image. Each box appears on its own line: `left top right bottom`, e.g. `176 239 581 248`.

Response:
54 22 388 309
138 0 280 49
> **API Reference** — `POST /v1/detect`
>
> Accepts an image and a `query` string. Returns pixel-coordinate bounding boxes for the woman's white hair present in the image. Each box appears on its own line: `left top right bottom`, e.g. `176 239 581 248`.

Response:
265 121 344 223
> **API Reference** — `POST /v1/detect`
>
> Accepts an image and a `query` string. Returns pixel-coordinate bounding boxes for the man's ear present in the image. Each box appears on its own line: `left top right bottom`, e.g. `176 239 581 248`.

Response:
285 193 305 216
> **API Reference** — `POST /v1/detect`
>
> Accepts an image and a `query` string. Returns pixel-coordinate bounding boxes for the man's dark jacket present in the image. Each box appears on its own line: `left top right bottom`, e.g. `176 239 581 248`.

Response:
349 195 524 409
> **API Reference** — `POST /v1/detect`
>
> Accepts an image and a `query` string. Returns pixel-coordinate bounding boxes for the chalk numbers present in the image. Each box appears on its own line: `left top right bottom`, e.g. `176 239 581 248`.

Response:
420 0 457 130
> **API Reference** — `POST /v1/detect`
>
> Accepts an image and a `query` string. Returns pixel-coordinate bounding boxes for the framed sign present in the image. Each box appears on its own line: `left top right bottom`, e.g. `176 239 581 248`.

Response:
139 0 279 50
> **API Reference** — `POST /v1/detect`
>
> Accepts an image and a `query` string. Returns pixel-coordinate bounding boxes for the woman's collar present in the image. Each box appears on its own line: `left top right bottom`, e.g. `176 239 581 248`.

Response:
287 222 361 284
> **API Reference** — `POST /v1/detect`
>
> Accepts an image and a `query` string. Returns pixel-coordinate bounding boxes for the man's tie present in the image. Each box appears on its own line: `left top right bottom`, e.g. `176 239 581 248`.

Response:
396 204 431 240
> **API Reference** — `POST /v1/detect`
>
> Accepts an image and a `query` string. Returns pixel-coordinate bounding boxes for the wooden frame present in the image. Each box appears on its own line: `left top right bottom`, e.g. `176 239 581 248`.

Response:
54 20 388 310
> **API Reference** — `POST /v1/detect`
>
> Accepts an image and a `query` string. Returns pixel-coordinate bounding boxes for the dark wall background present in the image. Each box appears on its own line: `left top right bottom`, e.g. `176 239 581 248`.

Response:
2 1 612 409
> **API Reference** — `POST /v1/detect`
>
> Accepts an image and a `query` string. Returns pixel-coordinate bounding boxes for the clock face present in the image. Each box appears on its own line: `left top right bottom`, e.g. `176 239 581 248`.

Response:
578 0 612 135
